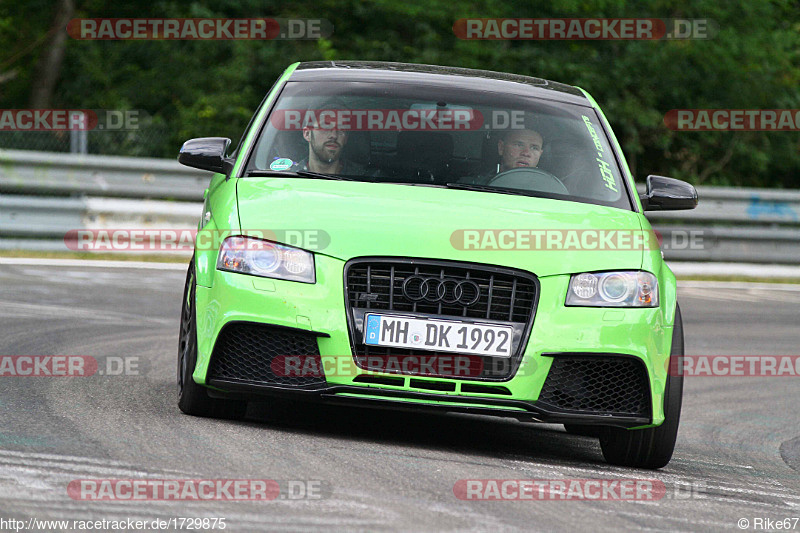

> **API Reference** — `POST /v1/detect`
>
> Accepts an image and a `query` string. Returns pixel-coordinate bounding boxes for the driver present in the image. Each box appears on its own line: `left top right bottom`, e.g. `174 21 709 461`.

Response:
469 127 546 185
496 128 544 172
471 121 567 194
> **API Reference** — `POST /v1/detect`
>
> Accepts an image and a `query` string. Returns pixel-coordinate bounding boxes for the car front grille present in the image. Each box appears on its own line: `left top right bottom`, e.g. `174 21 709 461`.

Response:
208 322 326 388
346 261 536 321
537 355 651 417
344 259 538 380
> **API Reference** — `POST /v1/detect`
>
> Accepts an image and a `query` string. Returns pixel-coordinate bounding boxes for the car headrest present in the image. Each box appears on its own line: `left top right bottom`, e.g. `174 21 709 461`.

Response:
259 130 306 168
342 131 371 166
539 137 594 178
479 132 499 174
396 131 453 168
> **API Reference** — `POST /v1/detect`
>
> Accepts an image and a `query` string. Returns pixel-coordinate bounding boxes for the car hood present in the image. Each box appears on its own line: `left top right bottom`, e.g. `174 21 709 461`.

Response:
236 178 644 277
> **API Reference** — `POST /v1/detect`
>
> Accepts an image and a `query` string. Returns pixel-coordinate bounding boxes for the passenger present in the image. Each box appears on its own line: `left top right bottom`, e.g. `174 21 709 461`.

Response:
290 101 367 175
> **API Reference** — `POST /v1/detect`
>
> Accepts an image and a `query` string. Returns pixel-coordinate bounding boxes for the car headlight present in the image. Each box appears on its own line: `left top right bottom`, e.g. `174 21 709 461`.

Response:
216 236 315 283
566 271 658 307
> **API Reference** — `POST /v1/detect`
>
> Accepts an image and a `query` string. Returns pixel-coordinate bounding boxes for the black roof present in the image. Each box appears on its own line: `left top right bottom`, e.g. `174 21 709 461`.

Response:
291 61 589 105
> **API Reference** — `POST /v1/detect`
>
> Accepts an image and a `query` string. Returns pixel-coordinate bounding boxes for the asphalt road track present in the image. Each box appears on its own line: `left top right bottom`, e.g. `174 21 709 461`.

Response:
0 260 798 532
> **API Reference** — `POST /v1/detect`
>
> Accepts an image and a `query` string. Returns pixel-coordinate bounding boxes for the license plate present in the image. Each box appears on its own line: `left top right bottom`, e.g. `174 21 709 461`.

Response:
364 314 513 357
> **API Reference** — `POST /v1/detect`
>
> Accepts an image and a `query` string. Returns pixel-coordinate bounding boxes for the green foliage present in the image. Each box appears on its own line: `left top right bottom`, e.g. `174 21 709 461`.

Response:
2 0 799 187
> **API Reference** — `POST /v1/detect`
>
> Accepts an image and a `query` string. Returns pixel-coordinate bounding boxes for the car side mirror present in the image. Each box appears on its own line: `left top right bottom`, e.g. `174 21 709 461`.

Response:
639 175 698 211
178 137 234 174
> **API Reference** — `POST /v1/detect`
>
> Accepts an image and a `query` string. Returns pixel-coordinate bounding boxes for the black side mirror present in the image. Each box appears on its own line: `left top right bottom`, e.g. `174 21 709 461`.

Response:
639 175 698 211
178 137 233 174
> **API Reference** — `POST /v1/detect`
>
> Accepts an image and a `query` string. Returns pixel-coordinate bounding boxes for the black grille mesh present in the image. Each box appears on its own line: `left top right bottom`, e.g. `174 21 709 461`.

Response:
208 323 326 387
346 263 535 322
538 356 651 417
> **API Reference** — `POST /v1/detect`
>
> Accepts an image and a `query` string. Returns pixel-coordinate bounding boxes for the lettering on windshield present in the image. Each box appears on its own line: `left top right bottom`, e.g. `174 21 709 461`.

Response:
582 114 617 193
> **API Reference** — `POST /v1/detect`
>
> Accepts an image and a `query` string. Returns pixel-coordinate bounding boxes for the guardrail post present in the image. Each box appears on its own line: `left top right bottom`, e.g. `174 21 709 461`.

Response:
69 111 88 154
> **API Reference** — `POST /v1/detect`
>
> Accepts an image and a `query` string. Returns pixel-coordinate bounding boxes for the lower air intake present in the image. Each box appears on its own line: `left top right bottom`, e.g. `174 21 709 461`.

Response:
208 323 326 388
538 356 651 417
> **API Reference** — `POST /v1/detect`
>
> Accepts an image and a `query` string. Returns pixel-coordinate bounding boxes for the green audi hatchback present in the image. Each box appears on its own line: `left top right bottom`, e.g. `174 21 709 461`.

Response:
177 61 697 468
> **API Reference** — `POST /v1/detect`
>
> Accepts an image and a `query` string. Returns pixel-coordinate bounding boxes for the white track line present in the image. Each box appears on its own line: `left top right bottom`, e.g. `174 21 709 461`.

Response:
669 261 800 278
678 281 800 291
0 258 186 270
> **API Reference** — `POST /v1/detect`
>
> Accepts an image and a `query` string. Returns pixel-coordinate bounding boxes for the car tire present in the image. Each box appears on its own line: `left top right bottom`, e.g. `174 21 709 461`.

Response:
178 260 247 419
599 304 684 469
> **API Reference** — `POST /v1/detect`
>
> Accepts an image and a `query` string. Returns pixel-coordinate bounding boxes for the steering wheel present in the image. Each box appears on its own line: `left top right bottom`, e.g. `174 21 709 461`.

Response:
488 167 569 195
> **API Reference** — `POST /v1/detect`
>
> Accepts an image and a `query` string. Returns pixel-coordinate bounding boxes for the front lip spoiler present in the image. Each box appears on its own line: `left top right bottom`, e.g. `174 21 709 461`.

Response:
205 379 651 429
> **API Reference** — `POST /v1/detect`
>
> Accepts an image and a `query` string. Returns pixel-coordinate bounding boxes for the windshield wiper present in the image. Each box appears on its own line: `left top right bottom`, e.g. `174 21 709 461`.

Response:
294 170 358 181
444 182 562 200
246 169 358 181
444 182 527 195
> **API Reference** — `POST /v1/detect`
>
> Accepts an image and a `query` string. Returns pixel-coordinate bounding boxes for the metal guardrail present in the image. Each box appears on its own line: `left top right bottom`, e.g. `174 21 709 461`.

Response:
639 184 800 263
1 149 799 263
0 149 209 200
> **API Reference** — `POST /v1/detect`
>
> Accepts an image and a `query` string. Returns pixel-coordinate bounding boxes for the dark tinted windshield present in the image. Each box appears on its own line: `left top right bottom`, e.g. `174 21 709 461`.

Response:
245 81 632 210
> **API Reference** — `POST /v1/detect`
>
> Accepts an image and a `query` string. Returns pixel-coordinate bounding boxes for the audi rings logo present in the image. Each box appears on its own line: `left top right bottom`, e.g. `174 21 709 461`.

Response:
402 276 481 306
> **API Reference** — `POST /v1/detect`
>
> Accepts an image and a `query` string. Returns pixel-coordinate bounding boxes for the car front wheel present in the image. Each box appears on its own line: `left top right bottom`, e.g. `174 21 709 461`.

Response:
178 260 247 419
599 304 684 469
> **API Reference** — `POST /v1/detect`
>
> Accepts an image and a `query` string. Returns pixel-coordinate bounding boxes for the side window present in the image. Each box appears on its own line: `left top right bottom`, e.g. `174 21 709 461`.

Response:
229 78 282 160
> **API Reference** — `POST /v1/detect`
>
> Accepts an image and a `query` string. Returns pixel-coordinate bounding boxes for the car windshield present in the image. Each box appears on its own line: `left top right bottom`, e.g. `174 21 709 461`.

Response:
245 81 632 210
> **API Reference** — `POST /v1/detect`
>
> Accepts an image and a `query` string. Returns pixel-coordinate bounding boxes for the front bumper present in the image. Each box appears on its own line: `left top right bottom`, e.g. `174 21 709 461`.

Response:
206 381 651 428
194 254 674 428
